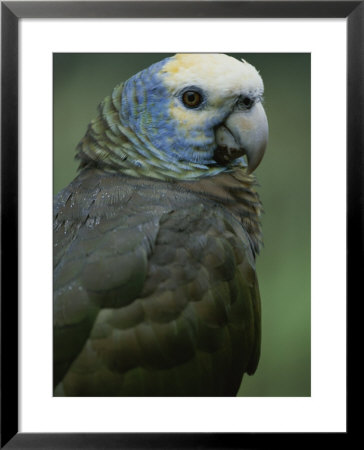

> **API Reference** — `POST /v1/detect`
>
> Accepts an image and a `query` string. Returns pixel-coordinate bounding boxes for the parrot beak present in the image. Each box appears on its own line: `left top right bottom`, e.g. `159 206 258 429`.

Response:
215 102 268 173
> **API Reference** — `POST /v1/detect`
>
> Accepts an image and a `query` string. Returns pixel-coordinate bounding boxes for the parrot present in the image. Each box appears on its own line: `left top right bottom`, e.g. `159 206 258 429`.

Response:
53 53 268 396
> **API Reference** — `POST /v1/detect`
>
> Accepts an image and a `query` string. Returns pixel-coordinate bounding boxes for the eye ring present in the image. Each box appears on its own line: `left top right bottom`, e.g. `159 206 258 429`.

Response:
182 91 203 109
238 96 254 110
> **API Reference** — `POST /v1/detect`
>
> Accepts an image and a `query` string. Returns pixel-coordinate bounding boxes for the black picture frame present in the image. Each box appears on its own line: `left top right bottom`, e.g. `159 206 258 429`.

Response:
1 1 359 448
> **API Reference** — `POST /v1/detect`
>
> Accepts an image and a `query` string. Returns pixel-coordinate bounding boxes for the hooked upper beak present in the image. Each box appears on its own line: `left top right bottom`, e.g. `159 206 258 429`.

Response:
214 102 268 173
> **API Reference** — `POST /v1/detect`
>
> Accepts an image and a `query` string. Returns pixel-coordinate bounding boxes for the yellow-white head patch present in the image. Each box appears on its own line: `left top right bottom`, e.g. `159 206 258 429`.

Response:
161 53 264 104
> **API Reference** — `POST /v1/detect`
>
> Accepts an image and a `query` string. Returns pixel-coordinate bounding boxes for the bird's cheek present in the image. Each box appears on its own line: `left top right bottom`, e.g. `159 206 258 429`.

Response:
170 105 193 125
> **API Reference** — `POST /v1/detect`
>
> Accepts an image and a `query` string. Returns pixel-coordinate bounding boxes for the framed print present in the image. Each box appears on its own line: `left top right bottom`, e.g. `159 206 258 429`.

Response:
1 1 360 447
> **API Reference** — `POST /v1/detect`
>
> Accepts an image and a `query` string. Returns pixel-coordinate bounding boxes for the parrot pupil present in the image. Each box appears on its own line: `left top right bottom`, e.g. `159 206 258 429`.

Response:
182 91 202 108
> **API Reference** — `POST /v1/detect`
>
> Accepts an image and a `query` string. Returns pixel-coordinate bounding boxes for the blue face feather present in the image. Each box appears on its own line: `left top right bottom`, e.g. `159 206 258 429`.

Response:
119 57 228 165
76 54 267 180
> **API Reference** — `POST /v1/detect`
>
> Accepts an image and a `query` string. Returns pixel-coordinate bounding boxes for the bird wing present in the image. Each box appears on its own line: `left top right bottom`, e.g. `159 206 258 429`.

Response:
54 169 260 396
53 169 162 388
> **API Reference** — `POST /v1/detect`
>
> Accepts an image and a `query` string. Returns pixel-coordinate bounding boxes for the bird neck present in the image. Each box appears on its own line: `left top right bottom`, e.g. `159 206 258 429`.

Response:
75 83 234 181
179 169 263 254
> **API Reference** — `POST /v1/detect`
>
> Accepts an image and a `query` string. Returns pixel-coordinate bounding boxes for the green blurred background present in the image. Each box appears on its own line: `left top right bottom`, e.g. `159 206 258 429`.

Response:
54 53 311 397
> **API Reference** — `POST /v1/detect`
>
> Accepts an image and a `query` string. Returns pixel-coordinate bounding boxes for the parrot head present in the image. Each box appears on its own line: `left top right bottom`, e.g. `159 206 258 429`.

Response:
77 54 268 179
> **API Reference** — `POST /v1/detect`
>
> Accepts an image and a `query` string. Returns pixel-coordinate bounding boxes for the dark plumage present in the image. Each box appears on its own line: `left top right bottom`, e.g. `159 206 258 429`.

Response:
53 54 267 396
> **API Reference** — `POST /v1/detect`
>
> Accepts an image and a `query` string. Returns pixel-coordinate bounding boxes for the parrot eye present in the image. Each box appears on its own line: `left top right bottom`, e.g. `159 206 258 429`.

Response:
237 96 254 110
182 91 203 109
